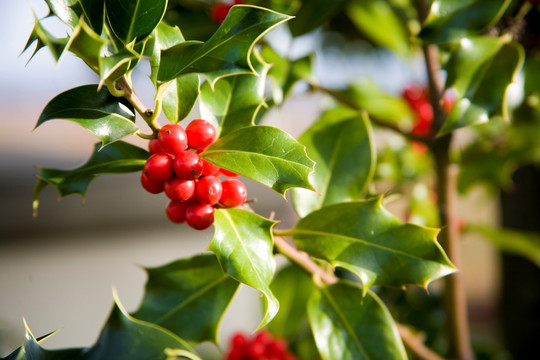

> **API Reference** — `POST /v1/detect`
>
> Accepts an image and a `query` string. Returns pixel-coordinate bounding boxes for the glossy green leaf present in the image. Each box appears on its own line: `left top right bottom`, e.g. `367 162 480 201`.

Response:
470 225 540 267
33 141 148 215
36 85 138 146
308 281 407 360
84 298 196 360
105 0 167 44
268 265 315 339
346 0 410 56
150 22 186 85
132 254 239 344
2 321 85 360
291 108 376 217
290 197 455 292
289 0 347 37
440 41 524 135
199 73 267 138
157 5 292 86
23 13 69 63
98 41 148 82
419 0 511 44
337 82 415 129
201 126 315 195
76 0 105 33
66 18 107 72
45 0 79 29
210 208 278 330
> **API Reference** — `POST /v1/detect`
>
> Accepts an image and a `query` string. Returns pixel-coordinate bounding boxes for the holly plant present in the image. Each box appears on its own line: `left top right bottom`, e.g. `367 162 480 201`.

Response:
6 0 540 359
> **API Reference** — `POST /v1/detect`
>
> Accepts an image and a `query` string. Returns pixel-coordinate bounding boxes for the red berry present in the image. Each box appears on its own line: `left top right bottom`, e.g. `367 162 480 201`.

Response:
231 333 248 348
248 341 266 359
210 1 238 23
195 175 222 205
186 119 217 151
144 153 174 182
158 123 188 155
164 177 196 201
185 203 215 230
202 159 220 176
140 172 163 194
219 179 247 208
174 151 203 180
148 139 163 154
166 200 189 223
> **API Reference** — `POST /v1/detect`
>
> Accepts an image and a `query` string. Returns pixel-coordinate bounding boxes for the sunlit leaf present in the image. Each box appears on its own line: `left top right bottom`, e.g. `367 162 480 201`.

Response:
105 0 167 44
289 0 347 37
419 0 512 44
36 85 138 146
33 141 148 215
67 18 107 72
201 126 315 195
157 5 292 86
133 254 239 344
291 197 455 292
210 208 278 330
308 281 407 360
23 13 69 63
291 108 376 217
45 0 79 29
347 0 410 56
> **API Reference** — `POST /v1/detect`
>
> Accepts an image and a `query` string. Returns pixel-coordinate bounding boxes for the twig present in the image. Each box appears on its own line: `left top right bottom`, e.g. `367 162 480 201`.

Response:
272 234 445 360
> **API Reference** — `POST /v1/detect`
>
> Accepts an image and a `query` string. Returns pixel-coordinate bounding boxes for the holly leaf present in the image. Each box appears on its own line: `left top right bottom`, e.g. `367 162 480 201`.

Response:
201 126 315 196
84 297 196 360
33 141 148 216
132 254 240 345
419 0 512 44
23 13 69 63
66 18 108 72
98 41 148 83
268 265 316 339
470 225 540 267
290 197 455 292
346 0 410 56
36 85 138 146
439 40 524 135
199 71 267 139
105 0 167 44
288 0 347 37
2 320 85 360
45 0 79 29
76 0 105 33
210 208 278 330
308 281 407 360
157 5 292 86
291 108 376 217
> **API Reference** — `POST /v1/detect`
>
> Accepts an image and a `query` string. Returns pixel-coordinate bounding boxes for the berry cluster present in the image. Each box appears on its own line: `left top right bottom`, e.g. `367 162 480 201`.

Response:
140 119 247 230
225 331 297 360
402 84 455 138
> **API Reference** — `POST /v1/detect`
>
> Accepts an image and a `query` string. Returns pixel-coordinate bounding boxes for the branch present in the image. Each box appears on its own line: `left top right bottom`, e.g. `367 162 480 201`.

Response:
308 82 429 144
272 234 445 360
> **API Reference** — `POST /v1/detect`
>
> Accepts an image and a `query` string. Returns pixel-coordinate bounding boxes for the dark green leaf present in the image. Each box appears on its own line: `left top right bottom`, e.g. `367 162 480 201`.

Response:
201 126 315 195
291 197 455 291
157 5 292 86
132 254 239 344
162 75 200 123
2 321 85 360
419 0 512 44
440 40 524 135
291 108 376 217
308 282 407 360
84 298 196 360
469 225 540 267
98 41 148 82
346 0 410 56
67 18 107 72
105 0 167 44
77 0 105 33
23 13 69 63
289 0 347 37
210 208 278 330
45 0 79 29
199 73 267 138
150 22 186 86
36 85 138 146
33 141 148 215
268 265 315 339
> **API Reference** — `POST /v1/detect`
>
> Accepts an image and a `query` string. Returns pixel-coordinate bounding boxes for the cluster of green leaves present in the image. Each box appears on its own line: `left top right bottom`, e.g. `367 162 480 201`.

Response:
11 0 540 359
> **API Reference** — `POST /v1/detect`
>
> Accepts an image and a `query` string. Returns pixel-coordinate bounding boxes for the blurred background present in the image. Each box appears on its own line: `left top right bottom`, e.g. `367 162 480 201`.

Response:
0 0 508 358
